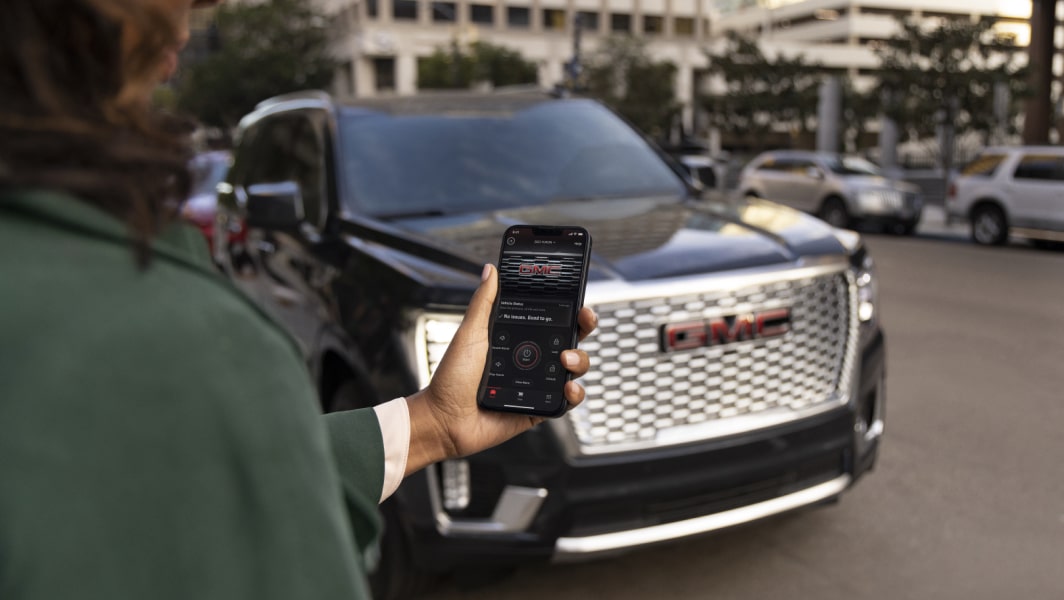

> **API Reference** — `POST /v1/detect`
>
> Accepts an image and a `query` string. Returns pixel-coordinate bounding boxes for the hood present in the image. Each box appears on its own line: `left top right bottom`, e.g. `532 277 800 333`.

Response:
373 196 848 283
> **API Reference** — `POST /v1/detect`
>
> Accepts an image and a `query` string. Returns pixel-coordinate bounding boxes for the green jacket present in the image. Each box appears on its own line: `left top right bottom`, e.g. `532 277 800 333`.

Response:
0 189 382 599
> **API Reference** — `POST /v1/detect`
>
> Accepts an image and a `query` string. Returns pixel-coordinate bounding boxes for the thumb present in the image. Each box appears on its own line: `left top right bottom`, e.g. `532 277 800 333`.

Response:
459 264 498 335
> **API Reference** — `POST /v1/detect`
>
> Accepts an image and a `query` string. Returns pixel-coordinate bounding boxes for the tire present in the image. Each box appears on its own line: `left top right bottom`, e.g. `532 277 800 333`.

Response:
369 500 437 600
331 380 437 599
892 221 918 236
328 379 363 413
1031 239 1064 251
970 204 1008 246
818 197 851 229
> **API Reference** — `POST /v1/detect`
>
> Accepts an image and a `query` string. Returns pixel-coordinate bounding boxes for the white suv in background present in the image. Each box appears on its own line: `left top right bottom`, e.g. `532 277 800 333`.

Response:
739 151 923 234
947 146 1064 246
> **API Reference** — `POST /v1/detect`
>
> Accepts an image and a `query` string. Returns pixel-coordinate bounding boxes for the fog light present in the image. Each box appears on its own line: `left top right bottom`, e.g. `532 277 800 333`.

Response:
441 459 471 511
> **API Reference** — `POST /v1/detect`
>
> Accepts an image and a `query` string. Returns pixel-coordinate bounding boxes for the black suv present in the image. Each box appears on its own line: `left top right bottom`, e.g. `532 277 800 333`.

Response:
215 90 886 598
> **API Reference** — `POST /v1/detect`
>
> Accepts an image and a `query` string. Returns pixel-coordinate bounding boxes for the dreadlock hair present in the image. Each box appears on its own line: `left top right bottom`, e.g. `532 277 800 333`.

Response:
0 0 194 265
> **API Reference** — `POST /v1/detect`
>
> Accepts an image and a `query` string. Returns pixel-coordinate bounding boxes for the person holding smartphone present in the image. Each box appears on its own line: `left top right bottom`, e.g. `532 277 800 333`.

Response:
0 2 596 599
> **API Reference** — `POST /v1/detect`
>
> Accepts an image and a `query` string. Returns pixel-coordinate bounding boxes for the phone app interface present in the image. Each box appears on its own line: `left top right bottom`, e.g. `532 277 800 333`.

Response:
482 228 588 413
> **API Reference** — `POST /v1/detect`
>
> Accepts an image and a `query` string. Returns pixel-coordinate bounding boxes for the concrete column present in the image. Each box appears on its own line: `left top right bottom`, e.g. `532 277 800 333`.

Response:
356 57 377 97
397 53 418 95
677 63 694 132
816 76 841 153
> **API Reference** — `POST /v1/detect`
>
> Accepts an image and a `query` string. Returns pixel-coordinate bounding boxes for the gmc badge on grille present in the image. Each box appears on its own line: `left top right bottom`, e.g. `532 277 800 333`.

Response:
661 309 792 352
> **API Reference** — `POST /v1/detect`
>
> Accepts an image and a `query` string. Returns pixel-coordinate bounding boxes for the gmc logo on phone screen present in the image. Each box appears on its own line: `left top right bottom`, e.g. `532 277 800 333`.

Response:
661 309 792 352
519 264 562 276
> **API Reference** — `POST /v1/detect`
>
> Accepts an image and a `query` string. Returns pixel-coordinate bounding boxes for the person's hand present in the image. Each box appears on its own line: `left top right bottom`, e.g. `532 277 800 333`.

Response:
404 264 596 475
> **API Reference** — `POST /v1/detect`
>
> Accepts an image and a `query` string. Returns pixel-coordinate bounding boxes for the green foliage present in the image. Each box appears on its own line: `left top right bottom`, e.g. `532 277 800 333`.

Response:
417 41 539 90
583 36 680 138
175 0 338 128
700 32 823 149
875 17 1027 144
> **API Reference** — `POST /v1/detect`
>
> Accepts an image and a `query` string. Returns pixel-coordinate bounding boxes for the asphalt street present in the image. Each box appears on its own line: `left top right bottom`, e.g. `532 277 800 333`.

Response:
423 213 1064 600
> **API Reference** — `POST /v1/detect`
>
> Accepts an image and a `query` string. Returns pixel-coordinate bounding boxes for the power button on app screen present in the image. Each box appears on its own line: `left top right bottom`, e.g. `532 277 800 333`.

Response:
513 341 541 369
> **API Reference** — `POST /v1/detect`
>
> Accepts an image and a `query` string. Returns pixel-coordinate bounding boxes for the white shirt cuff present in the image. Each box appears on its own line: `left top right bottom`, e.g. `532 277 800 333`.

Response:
373 397 411 504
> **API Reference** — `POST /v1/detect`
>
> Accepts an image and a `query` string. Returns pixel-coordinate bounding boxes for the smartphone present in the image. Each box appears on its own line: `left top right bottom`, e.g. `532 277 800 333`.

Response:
477 225 592 418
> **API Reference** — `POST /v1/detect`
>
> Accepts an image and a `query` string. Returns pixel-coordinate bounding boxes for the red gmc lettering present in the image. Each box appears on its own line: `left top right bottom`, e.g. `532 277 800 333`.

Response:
709 316 755 345
661 309 792 352
518 264 562 276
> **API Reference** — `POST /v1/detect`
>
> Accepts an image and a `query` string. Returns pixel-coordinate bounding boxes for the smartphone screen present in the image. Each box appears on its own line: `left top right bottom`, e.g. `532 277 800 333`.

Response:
478 225 592 418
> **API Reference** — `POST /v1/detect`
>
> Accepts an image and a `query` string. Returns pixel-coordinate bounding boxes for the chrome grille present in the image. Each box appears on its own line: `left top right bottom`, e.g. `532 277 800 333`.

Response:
568 270 856 454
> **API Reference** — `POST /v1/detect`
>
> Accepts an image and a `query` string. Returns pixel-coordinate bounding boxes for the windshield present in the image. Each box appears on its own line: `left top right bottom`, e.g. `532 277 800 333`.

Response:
339 99 685 217
823 156 882 176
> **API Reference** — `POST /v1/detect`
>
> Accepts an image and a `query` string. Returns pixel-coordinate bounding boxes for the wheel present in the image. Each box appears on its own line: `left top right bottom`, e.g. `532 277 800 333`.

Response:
369 500 437 600
1031 239 1064 251
891 221 918 236
818 197 851 229
328 379 363 413
970 205 1008 246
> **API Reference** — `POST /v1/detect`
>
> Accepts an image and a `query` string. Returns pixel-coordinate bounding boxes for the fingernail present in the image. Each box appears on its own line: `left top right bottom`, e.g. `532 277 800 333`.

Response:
482 264 492 282
563 352 579 368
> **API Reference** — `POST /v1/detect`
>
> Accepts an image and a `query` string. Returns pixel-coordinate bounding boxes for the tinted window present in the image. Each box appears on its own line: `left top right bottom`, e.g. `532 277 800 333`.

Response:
1013 155 1064 181
339 100 685 217
961 154 1005 177
823 156 881 176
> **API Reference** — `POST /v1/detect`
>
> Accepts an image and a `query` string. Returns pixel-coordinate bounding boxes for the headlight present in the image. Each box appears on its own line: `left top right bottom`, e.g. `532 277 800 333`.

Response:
415 313 463 387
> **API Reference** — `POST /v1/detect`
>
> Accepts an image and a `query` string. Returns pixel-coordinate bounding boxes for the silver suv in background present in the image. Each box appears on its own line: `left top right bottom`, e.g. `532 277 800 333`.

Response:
946 146 1064 246
740 150 923 234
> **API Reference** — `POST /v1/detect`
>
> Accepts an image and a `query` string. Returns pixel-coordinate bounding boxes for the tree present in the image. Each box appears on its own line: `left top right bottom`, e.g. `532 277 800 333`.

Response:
176 0 337 128
583 36 680 139
700 32 822 150
417 41 539 90
875 17 1027 164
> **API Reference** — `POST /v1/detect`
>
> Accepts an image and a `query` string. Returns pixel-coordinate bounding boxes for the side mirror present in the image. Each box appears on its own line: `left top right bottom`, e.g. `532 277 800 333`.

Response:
245 181 303 230
806 167 824 180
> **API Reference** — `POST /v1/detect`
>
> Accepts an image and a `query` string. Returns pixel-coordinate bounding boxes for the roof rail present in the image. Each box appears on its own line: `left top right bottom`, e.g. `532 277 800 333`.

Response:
255 90 333 111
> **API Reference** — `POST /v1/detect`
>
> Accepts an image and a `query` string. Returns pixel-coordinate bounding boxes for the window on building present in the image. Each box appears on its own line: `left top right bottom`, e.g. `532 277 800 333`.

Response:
610 13 631 33
432 1 457 22
374 57 396 92
577 11 599 32
507 6 530 27
643 15 664 35
543 8 566 31
470 4 494 25
393 0 417 20
366 0 378 19
674 16 694 37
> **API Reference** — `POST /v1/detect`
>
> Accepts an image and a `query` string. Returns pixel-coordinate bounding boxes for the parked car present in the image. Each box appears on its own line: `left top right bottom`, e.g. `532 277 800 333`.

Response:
216 90 886 599
676 154 726 190
660 138 728 190
946 146 1064 246
739 150 923 234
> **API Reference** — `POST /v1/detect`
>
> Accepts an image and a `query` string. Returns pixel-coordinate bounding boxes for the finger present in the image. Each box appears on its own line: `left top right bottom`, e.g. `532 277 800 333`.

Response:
577 307 598 342
563 380 586 408
456 264 498 336
561 350 590 378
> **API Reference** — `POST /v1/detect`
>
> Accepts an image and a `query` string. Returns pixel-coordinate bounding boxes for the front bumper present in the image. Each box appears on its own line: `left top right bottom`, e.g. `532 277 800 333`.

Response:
398 329 886 571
